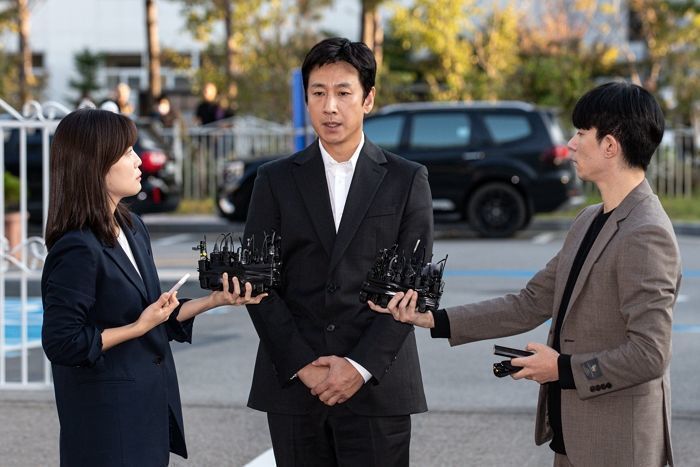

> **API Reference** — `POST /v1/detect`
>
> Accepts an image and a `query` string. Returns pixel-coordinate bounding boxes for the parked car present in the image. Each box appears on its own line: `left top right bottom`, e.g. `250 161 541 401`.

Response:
2 120 180 223
217 101 583 237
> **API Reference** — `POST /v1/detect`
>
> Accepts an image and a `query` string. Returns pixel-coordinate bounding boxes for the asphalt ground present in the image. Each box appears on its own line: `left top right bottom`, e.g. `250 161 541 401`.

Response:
1 215 699 466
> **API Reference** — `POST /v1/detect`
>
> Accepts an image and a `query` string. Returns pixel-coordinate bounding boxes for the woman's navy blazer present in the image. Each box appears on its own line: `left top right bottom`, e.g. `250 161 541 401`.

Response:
41 213 193 466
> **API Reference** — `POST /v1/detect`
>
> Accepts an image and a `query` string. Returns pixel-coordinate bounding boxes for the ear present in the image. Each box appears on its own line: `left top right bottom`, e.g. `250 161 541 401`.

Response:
601 134 621 160
363 87 376 114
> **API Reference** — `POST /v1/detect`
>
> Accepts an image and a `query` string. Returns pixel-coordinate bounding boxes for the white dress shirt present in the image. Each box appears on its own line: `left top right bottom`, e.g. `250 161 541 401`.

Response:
116 228 142 280
319 136 372 384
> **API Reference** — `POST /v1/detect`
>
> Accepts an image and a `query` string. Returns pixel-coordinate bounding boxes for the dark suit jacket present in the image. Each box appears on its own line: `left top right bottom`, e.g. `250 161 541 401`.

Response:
445 180 681 466
244 139 433 416
41 213 194 467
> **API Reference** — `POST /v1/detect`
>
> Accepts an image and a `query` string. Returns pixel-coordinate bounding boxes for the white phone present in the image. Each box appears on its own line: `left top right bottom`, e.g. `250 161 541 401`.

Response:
168 273 191 294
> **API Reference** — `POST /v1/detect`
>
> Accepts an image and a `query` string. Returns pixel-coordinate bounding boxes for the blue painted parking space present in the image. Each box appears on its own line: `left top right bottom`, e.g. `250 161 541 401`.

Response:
2 298 43 348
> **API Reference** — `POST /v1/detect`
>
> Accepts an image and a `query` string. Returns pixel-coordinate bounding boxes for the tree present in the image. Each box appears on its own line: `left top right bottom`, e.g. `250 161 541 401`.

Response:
471 4 521 100
389 0 480 101
174 0 264 112
145 0 162 111
360 0 386 72
172 0 332 120
16 0 35 103
68 49 102 102
621 0 700 123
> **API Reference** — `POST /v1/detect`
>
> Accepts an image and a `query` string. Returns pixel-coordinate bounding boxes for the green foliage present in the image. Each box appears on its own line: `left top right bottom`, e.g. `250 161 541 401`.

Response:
389 0 479 101
3 171 20 209
173 0 331 121
68 49 103 101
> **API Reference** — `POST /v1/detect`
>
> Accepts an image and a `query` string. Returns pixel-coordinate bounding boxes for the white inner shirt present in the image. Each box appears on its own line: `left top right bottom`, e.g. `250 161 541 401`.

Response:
117 228 143 280
319 134 364 232
318 135 372 384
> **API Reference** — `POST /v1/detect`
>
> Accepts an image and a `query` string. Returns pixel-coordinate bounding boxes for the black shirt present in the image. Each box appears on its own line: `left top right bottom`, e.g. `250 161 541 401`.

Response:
547 207 613 454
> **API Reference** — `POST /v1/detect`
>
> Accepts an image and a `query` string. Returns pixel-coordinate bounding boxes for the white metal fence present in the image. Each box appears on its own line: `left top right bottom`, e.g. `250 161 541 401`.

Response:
0 98 70 389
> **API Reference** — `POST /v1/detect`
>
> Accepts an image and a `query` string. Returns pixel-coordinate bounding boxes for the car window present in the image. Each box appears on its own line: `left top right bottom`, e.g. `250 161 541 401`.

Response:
364 115 404 151
409 113 471 149
483 114 532 144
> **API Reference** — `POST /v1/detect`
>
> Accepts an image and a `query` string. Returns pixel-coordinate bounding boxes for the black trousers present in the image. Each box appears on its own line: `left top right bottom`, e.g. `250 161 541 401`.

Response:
267 404 411 467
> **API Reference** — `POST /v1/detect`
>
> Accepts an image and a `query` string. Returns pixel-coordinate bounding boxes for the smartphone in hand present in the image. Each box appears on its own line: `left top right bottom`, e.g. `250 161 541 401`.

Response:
168 273 191 295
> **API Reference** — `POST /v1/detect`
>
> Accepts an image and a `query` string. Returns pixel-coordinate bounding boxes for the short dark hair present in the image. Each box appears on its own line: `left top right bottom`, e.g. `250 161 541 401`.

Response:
572 81 664 170
45 109 137 249
301 37 376 102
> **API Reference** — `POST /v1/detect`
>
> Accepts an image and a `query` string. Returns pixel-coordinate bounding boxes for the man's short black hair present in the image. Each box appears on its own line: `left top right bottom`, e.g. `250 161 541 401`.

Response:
572 81 664 171
301 37 376 102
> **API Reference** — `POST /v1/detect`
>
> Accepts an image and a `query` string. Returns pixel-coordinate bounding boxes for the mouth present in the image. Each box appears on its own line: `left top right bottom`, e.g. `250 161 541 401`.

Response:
324 121 341 129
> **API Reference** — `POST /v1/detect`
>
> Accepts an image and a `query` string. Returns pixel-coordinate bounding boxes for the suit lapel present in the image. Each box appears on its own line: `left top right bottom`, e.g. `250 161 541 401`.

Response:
329 141 387 273
561 179 653 324
103 240 149 303
122 221 160 302
291 142 336 258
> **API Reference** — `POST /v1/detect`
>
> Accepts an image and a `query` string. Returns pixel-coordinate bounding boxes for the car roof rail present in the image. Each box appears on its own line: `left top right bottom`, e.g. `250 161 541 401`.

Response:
375 100 537 114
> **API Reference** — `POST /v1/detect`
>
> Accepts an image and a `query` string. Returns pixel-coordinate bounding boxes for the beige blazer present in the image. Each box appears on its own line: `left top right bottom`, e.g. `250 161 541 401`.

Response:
445 179 681 467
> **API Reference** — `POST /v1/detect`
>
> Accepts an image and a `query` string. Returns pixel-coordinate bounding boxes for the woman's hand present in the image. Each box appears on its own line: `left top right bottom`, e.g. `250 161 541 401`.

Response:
137 291 180 334
209 272 268 307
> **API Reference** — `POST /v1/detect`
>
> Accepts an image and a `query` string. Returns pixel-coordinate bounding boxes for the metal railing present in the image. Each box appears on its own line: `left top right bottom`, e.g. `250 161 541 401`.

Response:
160 116 314 200
1 98 71 389
580 128 697 198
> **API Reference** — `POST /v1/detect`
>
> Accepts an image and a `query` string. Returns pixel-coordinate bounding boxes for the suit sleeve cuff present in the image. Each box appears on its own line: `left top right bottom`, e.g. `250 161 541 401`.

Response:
558 354 576 389
345 357 372 383
430 309 451 339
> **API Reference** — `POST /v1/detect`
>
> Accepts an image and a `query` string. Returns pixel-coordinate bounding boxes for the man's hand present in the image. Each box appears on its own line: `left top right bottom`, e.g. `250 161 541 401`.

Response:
310 356 364 406
297 363 329 389
510 342 560 384
367 289 435 328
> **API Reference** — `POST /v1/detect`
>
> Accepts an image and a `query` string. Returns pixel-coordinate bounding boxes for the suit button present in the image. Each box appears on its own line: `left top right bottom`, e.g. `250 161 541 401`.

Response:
326 324 336 332
153 356 163 365
327 282 338 293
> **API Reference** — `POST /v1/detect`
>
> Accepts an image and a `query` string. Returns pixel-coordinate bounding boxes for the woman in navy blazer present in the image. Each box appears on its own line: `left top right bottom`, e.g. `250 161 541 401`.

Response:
41 109 263 466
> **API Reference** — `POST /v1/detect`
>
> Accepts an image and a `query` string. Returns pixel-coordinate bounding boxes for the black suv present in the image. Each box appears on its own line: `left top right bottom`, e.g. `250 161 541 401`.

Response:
3 121 180 223
363 101 583 237
217 101 583 237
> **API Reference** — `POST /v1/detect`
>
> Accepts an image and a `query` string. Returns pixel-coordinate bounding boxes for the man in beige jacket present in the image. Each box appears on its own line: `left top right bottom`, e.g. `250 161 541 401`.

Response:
369 82 682 467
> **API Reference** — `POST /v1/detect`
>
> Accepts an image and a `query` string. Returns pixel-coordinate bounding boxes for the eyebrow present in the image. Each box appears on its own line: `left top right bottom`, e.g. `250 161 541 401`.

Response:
309 82 353 89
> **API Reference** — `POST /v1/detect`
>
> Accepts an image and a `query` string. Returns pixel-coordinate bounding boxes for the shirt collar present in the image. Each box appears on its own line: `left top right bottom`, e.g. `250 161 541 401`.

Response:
319 133 364 171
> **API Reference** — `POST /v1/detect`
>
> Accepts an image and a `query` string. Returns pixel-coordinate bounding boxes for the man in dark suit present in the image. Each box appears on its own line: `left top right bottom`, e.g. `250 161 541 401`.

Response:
371 82 681 467
244 37 434 466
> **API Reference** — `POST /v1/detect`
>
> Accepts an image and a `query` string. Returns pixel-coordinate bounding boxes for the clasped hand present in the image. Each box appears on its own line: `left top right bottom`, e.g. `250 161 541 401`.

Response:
298 356 364 406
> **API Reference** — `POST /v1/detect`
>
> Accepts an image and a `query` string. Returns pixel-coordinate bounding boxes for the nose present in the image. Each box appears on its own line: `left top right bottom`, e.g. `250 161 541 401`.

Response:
133 152 142 167
567 135 577 152
323 95 337 115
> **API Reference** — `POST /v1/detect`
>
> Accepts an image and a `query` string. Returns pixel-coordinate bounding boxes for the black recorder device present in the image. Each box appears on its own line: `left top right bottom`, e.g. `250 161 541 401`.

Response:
493 345 533 378
359 240 447 313
193 232 281 295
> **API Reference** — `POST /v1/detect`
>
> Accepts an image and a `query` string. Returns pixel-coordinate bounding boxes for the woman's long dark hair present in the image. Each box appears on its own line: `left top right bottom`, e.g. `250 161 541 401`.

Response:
45 109 137 250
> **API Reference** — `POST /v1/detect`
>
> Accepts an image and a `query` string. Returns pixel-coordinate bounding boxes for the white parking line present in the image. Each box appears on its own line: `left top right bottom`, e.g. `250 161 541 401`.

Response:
532 232 555 244
244 448 276 467
151 233 194 247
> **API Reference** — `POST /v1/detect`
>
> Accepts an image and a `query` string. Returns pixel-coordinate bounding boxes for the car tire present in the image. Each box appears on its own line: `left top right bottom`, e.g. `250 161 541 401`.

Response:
467 182 527 238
